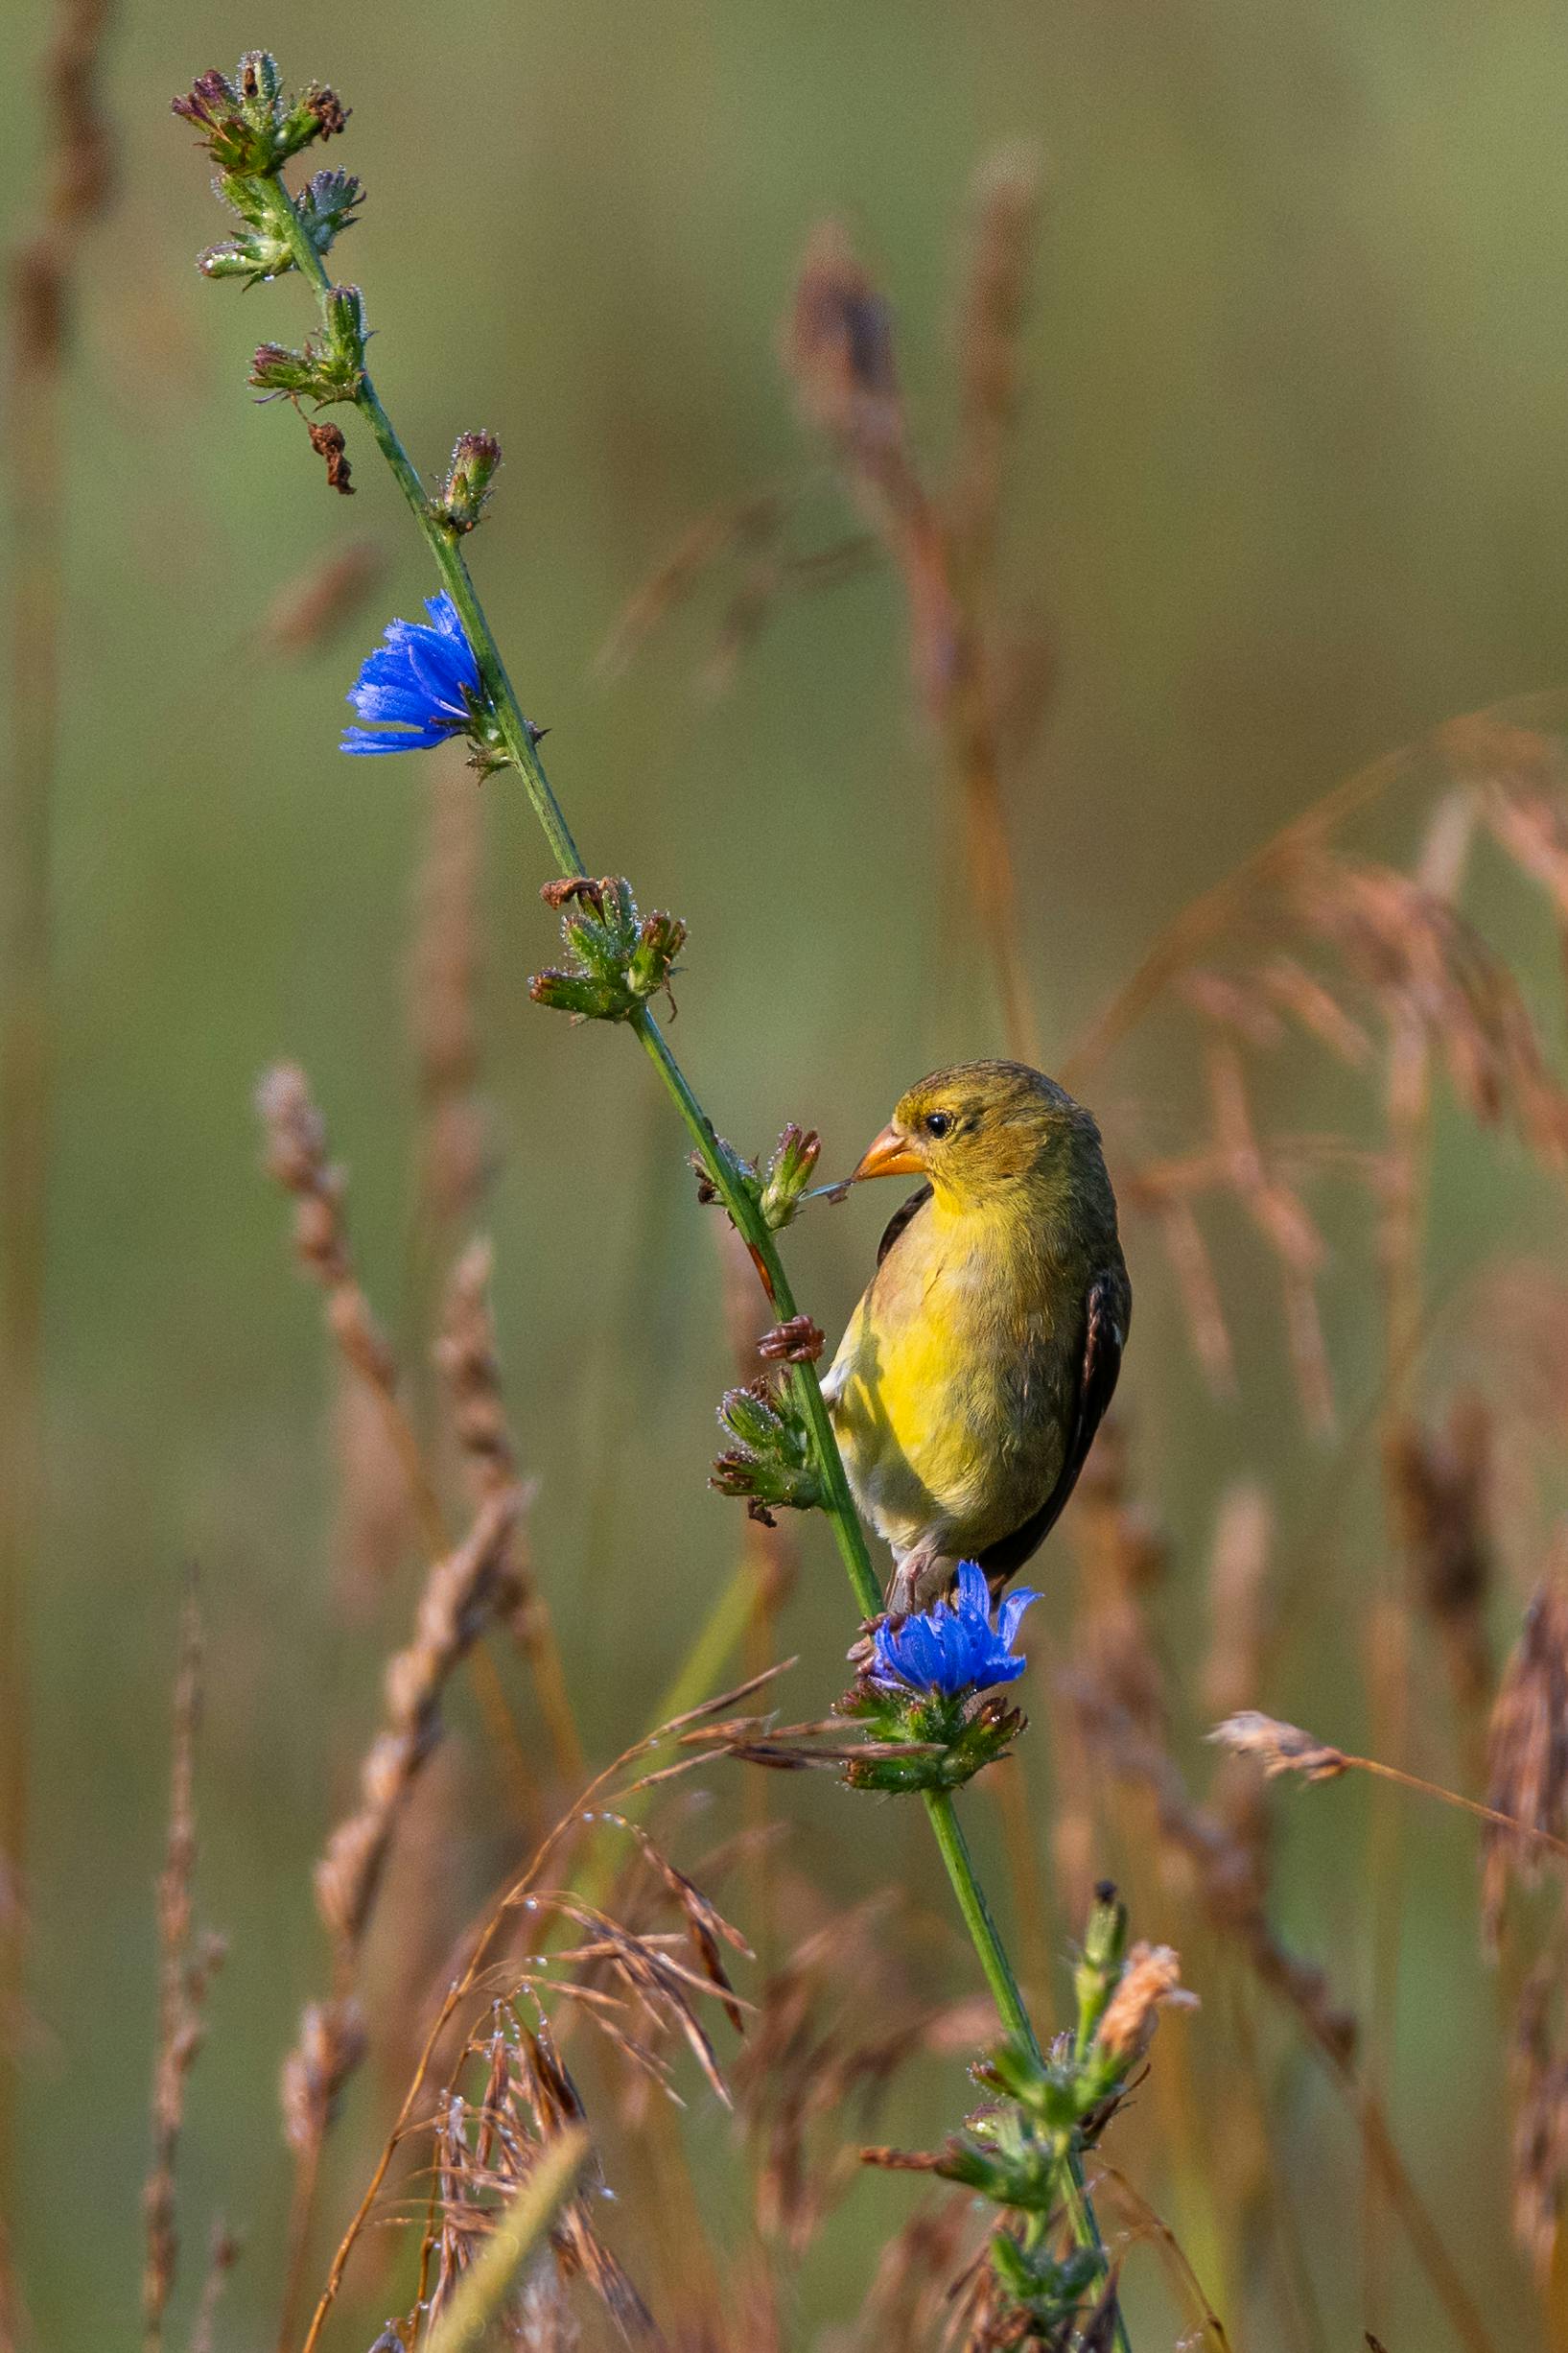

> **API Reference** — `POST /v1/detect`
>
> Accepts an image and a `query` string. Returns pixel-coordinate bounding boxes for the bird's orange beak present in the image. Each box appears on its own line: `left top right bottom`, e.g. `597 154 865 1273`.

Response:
852 1122 924 1182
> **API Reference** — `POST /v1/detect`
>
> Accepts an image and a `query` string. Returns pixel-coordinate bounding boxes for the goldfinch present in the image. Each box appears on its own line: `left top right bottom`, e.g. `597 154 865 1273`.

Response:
822 1061 1130 1612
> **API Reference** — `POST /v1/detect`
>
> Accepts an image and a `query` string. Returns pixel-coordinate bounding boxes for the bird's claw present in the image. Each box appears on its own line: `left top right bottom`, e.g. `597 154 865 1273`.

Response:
758 1314 825 1364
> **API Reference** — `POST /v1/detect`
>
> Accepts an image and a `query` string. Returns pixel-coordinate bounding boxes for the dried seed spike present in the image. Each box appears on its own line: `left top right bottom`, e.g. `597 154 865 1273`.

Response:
785 219 902 453
1509 1961 1568 2281
950 142 1043 572
256 539 384 660
605 1815 753 2032
143 1586 223 2353
1483 1578 1568 1944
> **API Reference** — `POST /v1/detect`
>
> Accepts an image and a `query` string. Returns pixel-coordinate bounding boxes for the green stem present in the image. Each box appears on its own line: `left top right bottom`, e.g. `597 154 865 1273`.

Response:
924 1788 1037 2052
257 160 1122 2331
927 1793 1130 2349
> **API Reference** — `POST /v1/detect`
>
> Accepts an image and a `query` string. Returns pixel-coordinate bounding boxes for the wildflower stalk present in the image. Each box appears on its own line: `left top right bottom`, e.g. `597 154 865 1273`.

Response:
239 131 1123 2331
255 169 884 1616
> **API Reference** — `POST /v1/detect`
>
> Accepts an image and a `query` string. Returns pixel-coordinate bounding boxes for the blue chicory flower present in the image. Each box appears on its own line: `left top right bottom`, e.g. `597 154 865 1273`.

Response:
341 592 482 754
871 1560 1040 1700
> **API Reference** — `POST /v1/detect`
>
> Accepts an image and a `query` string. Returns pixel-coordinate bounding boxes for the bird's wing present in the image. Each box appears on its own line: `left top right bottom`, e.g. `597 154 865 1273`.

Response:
877 1184 933 1267
977 1264 1129 1589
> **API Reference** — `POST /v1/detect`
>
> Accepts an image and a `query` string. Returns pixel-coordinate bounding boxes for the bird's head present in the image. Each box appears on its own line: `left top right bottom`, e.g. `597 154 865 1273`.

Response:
851 1060 1102 1212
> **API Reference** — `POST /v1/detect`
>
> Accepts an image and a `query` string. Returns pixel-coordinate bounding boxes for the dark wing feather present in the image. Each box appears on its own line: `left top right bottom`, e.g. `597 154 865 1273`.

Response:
977 1264 1129 1590
877 1184 933 1267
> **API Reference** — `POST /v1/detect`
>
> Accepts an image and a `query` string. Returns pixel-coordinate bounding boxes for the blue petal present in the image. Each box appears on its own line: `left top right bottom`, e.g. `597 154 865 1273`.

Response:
954 1560 990 1617
995 1588 1040 1652
911 1618 958 1692
871 1626 909 1688
405 634 475 718
348 679 451 725
341 718 450 754
425 592 468 643
342 727 429 755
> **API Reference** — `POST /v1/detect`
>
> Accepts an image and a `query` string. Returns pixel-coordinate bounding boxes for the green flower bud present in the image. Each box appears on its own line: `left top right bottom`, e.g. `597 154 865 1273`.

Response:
1073 1880 1129 2057
759 1123 822 1230
528 877 689 1025
627 910 688 1003
173 56 350 178
708 1378 823 1519
439 432 503 533
322 283 367 377
299 169 363 260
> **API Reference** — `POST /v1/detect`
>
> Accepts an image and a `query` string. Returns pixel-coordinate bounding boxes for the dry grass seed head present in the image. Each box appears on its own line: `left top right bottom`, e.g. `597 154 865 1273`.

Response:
281 1997 367 2156
785 220 904 467
1384 1398 1494 1706
1208 1712 1348 1785
434 1238 520 1500
316 1488 526 1954
143 1591 225 2353
1483 1577 1568 1945
1510 1963 1568 2281
255 1061 398 1387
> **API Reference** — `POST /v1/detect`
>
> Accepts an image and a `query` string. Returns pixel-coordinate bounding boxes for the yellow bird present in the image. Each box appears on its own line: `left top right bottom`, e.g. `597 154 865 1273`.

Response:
822 1061 1130 1612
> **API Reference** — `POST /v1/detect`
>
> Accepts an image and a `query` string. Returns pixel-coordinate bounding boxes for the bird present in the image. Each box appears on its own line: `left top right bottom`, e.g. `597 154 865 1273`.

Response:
820 1060 1130 1615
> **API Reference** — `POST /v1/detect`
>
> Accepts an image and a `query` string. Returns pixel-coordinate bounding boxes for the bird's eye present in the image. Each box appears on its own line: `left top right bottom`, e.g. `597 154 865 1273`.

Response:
924 1111 953 1140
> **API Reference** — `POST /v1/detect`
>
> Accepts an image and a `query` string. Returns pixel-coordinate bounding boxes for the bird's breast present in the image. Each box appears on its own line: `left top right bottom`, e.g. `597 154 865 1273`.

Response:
826 1205 1075 1555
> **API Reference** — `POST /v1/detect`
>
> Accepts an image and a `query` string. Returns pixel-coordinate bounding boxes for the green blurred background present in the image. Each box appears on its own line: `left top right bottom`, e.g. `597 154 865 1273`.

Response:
9 0 1568 2342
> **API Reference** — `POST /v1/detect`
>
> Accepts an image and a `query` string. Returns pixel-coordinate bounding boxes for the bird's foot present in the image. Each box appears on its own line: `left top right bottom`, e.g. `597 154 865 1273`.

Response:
757 1314 825 1364
886 1546 959 1616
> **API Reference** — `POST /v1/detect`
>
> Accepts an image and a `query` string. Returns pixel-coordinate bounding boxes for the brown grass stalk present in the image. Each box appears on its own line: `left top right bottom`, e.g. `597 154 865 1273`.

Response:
1 0 115 2271
255 1063 536 1822
275 1485 527 2353
142 1586 225 2353
785 203 1043 1061
295 1661 784 2353
435 1236 586 1788
253 541 385 662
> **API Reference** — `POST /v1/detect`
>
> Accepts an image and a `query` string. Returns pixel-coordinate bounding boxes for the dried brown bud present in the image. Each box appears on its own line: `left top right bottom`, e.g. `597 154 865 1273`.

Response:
1096 1941 1195 2064
539 875 604 911
306 86 349 138
305 418 354 495
690 1151 720 1206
